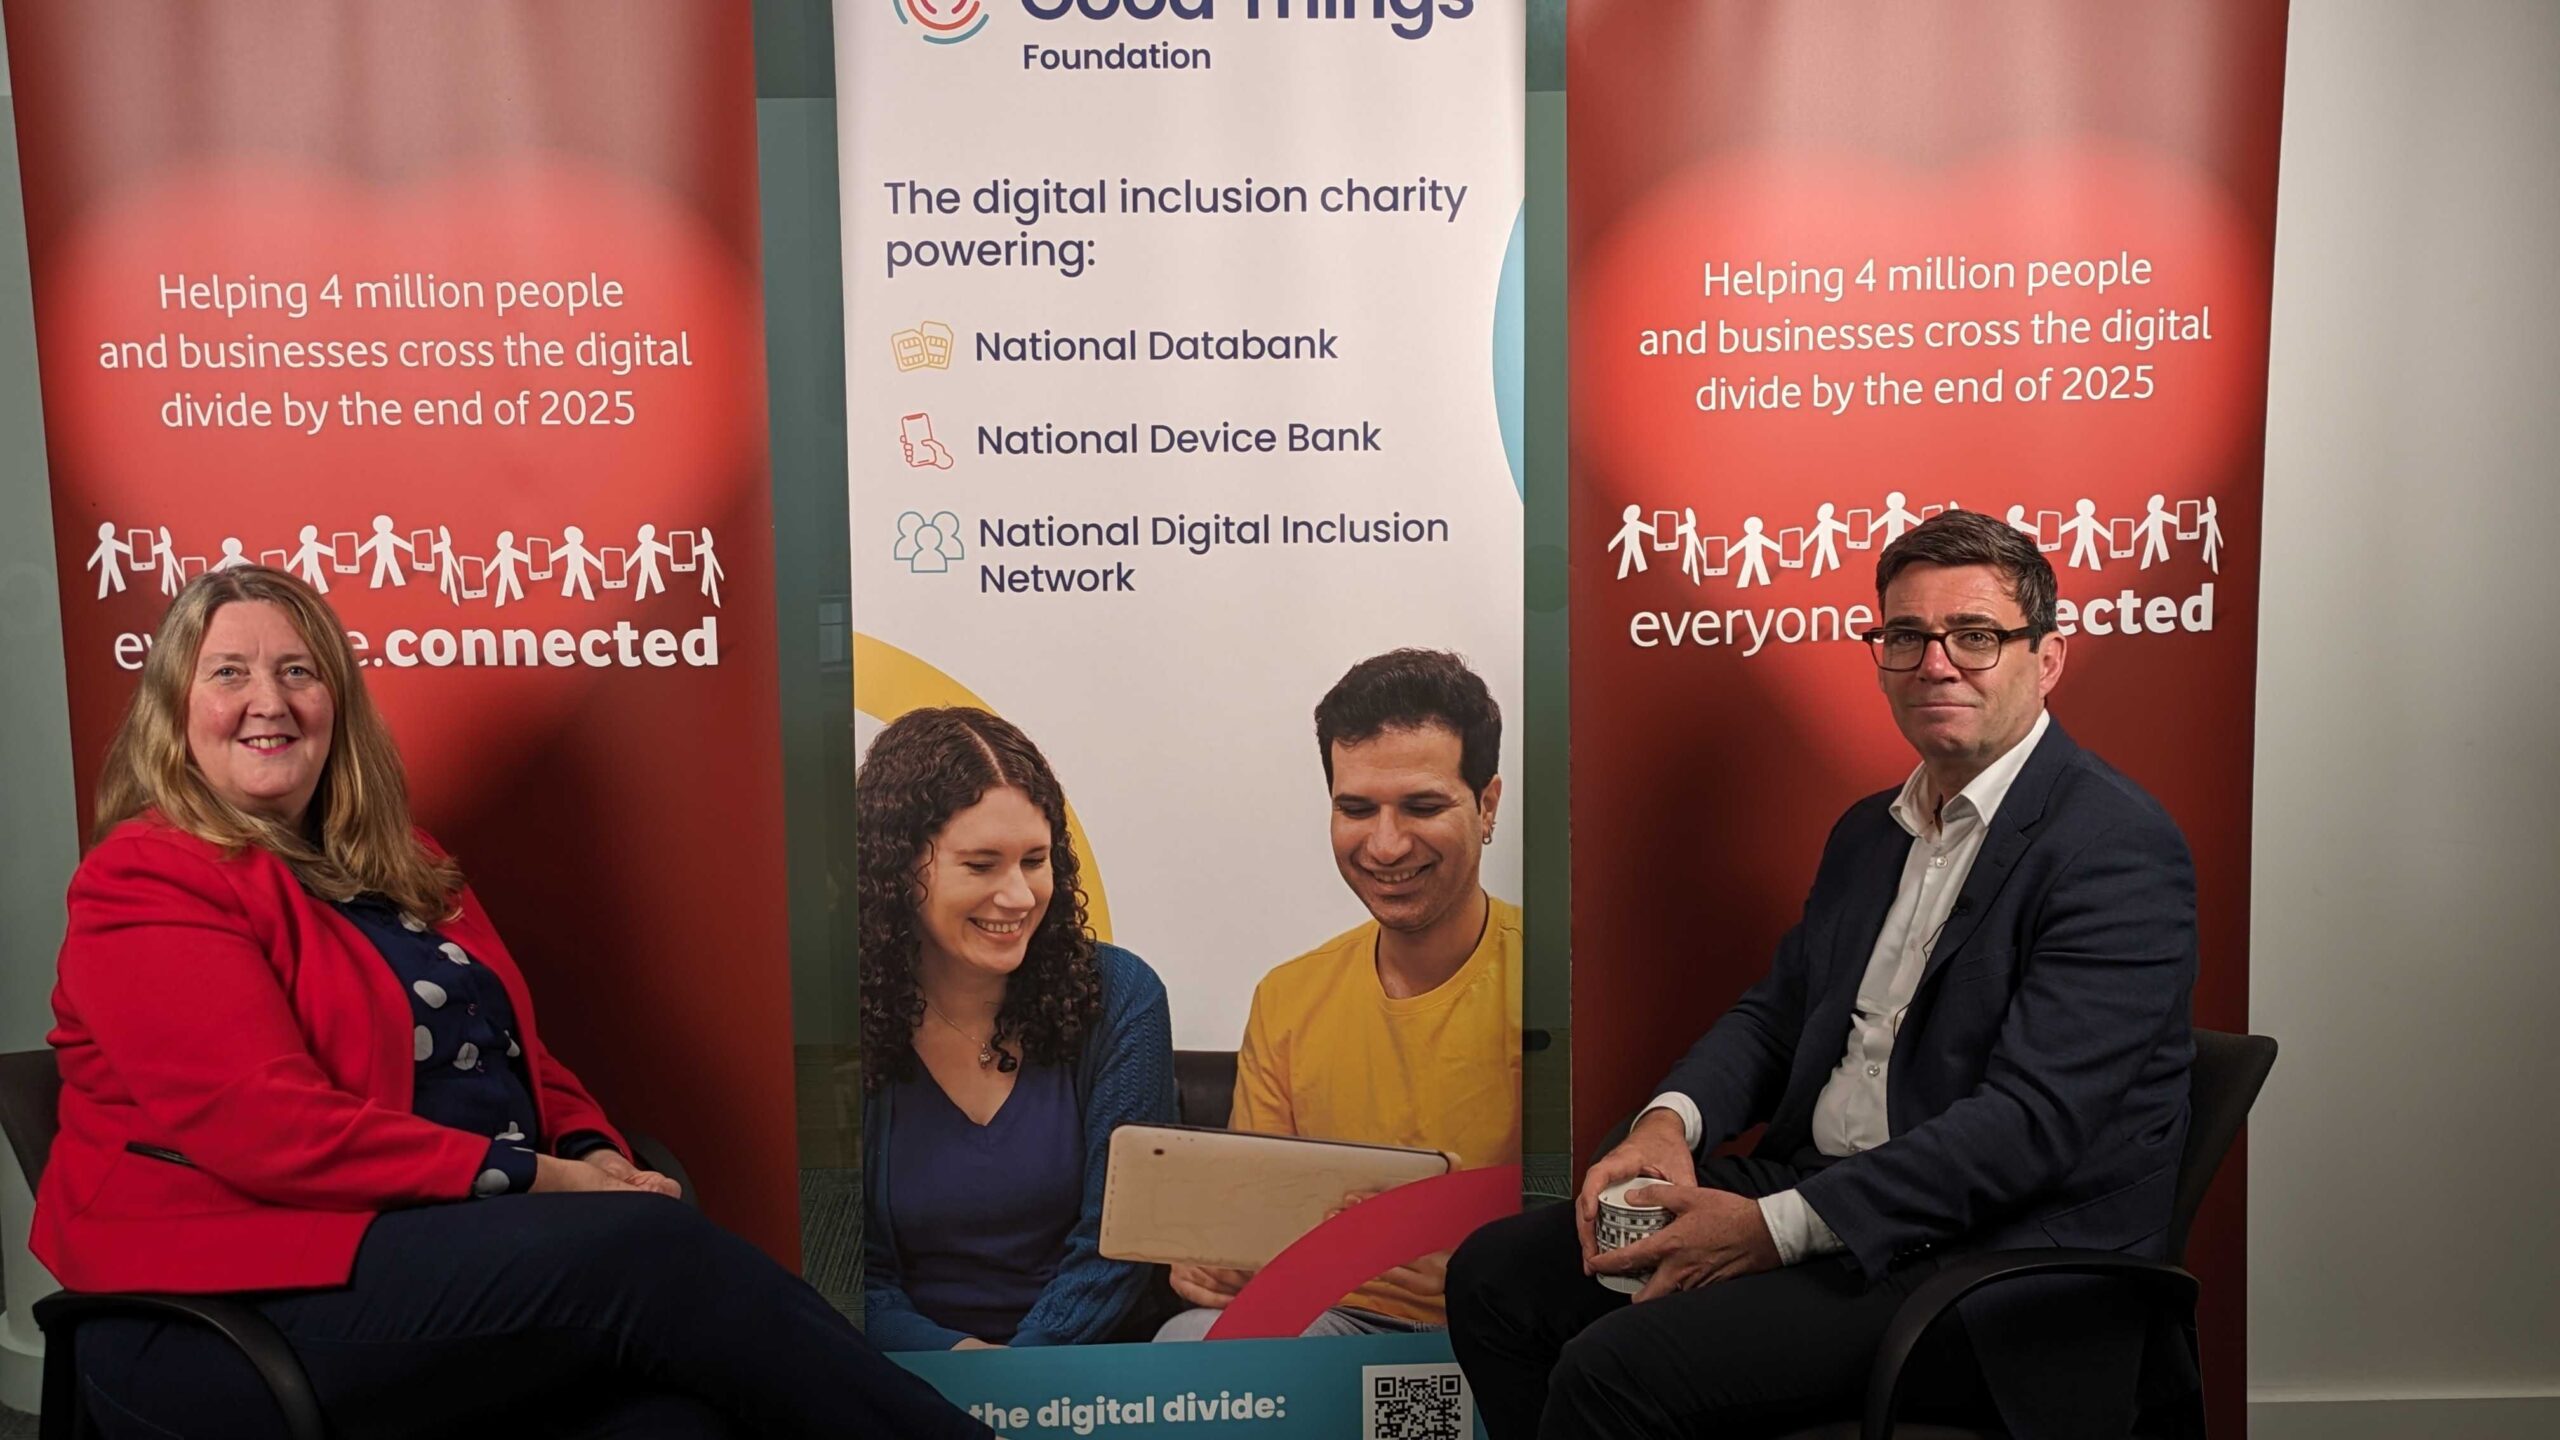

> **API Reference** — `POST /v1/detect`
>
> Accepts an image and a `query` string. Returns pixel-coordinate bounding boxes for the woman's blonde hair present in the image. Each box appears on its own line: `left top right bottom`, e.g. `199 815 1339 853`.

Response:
95 566 462 919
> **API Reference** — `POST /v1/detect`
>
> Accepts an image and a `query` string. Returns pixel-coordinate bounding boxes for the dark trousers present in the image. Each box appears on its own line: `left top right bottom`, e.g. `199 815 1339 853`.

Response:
1446 1157 1997 1440
73 1193 991 1440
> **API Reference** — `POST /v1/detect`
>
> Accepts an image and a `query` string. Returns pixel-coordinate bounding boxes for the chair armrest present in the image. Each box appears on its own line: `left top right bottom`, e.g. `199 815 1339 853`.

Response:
625 1131 697 1208
1861 1248 2198 1440
33 1289 327 1440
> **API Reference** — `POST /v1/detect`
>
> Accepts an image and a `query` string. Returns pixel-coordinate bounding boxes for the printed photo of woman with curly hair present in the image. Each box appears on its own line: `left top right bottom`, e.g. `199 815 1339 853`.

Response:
858 707 1178 1350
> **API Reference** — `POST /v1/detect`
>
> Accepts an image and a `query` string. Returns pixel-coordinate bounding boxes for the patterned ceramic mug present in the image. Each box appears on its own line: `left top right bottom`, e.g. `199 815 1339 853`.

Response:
1593 1177 1673 1294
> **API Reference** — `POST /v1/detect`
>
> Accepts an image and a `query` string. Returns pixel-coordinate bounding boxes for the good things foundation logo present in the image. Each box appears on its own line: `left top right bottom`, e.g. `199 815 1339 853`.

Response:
896 0 988 45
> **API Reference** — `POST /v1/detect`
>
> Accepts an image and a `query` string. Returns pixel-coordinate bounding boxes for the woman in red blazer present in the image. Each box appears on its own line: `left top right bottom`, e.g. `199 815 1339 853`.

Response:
40 566 990 1440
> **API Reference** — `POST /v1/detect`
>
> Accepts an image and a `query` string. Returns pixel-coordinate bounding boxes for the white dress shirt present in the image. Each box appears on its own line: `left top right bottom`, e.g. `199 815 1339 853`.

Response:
1644 710 2053 1264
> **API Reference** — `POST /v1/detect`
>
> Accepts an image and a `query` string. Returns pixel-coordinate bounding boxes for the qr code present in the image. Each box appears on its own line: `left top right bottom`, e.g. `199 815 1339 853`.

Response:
1362 1361 1471 1440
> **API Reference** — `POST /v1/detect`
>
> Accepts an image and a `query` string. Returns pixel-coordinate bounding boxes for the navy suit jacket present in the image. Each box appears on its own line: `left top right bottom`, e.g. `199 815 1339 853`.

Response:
1657 720 2197 1434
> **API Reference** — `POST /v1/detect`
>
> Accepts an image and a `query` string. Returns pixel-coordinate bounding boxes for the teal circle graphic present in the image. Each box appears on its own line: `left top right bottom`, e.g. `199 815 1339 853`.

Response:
1493 203 1525 500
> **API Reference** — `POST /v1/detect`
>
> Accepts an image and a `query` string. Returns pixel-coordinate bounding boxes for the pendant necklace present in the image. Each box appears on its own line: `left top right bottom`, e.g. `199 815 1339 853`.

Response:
924 998 1004 1070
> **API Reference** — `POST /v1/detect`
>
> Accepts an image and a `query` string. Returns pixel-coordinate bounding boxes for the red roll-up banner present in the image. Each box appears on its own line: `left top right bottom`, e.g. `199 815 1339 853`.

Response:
6 1 799 1264
1568 1 2285 1429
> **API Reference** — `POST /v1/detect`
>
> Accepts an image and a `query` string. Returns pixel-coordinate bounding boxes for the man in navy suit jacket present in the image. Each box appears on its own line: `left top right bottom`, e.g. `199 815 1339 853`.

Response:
1448 510 2197 1439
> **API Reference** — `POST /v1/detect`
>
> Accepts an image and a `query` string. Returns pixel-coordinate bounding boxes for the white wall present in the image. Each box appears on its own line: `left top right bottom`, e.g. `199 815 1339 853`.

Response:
0 20 80 1146
0 0 88 1408
2251 2 2560 1437
0 39 77 1067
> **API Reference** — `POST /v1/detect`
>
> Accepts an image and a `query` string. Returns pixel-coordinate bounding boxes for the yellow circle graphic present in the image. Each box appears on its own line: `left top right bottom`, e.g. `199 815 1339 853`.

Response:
852 632 1113 941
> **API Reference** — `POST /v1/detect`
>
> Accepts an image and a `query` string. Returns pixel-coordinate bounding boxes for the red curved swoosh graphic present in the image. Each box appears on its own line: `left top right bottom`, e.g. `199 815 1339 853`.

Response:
1205 1165 1523 1340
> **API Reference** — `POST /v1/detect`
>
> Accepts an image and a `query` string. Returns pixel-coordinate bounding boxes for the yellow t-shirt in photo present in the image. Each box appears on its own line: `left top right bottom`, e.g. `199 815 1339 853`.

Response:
1228 894 1523 1326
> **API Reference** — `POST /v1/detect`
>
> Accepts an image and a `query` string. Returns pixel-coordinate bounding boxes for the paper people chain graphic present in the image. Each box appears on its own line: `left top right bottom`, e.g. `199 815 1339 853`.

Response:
360 516 415 588
694 526 727 606
150 529 182 597
1729 518 1781 589
84 523 133 599
1806 503 1851 579
554 526 603 601
630 525 673 601
1868 492 1923 548
289 526 339 593
83 516 731 611
431 525 464 606
489 533 531 608
1606 505 1658 580
1610 491 2230 586
1673 509 1706 585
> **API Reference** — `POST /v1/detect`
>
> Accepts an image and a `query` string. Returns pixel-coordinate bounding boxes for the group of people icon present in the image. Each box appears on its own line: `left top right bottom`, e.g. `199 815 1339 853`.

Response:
84 515 727 610
892 510 966 573
1608 491 2226 589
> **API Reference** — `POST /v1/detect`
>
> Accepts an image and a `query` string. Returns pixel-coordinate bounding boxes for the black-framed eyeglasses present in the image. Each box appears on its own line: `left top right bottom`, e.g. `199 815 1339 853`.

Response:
1860 625 2040 672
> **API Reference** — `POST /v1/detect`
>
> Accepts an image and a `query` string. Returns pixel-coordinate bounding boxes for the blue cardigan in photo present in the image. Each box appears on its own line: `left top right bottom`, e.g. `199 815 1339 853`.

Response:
862 943 1176 1350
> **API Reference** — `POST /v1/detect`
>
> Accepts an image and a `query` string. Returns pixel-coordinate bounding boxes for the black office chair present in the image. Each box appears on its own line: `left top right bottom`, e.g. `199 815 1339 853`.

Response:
1173 1048 1238 1129
0 1047 695 1440
1772 1028 2280 1440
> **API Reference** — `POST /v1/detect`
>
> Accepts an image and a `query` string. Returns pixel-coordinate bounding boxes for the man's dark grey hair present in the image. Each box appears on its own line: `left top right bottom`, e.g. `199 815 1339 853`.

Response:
1873 508 2059 640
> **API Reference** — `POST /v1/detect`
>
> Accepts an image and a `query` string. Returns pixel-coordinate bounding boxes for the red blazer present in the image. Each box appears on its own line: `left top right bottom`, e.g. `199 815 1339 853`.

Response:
34 815 625 1294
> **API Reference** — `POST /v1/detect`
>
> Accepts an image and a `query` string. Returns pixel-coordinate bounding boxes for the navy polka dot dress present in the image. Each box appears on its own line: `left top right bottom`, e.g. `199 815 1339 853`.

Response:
334 896 614 1197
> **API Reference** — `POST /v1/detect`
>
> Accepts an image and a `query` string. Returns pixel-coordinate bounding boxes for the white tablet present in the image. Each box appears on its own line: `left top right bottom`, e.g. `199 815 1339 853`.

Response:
1098 1123 1453 1270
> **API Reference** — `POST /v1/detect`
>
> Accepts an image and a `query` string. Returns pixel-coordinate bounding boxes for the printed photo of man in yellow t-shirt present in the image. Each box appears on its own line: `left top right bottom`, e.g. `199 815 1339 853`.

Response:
1157 648 1522 1338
